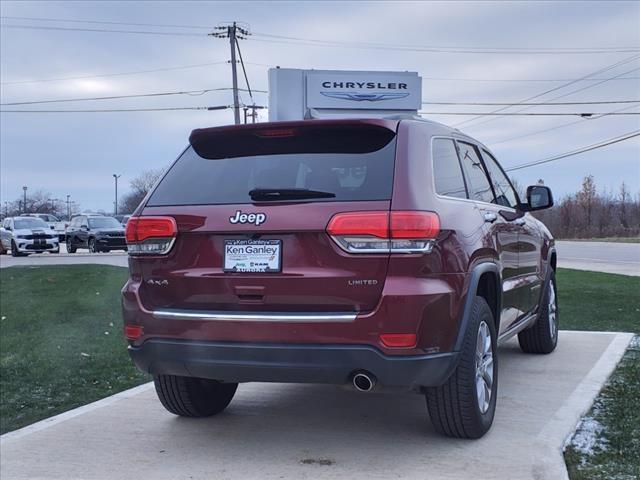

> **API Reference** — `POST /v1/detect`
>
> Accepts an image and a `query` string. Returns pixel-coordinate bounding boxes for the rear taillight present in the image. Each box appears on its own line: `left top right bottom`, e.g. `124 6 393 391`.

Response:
125 216 177 255
326 211 440 254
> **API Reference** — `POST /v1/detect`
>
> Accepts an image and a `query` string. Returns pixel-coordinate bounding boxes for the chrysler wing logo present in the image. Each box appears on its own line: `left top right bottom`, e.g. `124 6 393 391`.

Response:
320 92 410 102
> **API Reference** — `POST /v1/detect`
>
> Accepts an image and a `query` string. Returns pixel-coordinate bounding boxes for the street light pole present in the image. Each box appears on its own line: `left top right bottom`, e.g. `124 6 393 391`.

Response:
22 186 27 214
113 174 121 215
66 195 71 220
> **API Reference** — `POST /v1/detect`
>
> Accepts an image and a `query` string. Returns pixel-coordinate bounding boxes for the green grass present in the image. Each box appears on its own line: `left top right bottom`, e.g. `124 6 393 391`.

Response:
0 265 148 434
557 269 640 333
556 268 639 480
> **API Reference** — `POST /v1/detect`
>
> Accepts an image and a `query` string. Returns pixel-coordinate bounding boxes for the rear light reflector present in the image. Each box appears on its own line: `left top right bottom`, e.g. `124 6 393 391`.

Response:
380 333 417 348
326 211 439 254
126 216 177 256
124 324 143 341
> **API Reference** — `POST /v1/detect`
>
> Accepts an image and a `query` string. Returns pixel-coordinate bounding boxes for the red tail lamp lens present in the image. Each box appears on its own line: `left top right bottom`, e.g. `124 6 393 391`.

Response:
124 325 143 341
380 333 417 348
126 216 177 243
326 211 389 238
390 211 440 239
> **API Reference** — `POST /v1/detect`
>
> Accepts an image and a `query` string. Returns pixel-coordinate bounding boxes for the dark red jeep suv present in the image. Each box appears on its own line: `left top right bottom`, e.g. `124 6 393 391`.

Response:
123 118 557 439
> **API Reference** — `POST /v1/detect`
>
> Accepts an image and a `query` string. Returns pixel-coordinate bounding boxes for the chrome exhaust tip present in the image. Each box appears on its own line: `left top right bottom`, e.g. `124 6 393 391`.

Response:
352 372 376 392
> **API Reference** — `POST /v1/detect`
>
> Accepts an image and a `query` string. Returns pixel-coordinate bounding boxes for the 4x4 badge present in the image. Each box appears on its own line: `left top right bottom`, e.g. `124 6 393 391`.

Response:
229 210 266 226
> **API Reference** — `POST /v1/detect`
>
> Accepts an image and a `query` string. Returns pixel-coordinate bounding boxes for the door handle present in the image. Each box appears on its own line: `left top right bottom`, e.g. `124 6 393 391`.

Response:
513 217 526 226
484 212 497 223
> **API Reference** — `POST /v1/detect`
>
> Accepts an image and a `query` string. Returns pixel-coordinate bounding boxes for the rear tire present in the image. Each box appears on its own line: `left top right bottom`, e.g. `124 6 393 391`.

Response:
518 271 558 354
154 375 238 417
10 240 22 257
66 238 76 253
425 296 498 439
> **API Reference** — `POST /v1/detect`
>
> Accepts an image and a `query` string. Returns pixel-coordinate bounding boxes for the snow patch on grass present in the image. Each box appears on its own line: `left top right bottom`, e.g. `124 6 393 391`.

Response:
569 416 608 463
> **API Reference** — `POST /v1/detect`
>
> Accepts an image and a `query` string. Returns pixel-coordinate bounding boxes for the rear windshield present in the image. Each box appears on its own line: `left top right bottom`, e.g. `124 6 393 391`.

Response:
147 125 397 206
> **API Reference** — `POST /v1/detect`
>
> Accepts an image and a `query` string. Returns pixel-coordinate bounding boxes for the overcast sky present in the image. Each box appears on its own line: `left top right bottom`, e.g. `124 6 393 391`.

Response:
1 0 639 212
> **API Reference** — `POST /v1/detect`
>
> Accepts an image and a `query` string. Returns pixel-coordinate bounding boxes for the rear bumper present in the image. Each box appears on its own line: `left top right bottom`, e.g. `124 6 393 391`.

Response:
129 339 459 389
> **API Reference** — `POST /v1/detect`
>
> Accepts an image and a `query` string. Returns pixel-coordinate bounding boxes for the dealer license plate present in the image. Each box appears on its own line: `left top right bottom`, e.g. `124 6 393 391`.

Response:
223 239 282 273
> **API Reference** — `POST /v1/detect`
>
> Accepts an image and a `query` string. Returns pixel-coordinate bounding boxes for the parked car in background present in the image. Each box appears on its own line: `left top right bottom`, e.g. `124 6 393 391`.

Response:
25 213 67 241
66 215 127 253
114 214 131 227
0 216 60 256
123 119 557 439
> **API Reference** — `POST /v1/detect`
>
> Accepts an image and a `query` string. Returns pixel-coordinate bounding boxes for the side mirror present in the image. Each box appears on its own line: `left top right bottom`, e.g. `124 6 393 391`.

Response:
524 185 553 211
81 225 89 231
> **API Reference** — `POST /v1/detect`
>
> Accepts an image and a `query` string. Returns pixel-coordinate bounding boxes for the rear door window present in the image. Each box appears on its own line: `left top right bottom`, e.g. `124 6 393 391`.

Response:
432 138 467 199
147 125 397 206
457 141 495 204
480 150 519 209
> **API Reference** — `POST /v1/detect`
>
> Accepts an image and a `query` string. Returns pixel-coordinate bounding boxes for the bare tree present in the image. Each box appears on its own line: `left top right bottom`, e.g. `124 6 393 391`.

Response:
619 182 630 229
576 175 597 232
118 169 164 214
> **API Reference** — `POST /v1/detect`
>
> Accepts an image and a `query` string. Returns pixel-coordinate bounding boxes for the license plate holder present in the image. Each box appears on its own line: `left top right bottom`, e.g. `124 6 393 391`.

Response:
223 239 282 273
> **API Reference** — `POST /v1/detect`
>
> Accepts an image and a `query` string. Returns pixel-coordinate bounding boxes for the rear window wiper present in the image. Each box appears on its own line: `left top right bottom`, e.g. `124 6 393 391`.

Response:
249 188 336 201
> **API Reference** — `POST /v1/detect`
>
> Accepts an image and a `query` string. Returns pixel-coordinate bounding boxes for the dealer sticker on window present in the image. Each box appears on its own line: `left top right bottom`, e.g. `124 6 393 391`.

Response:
223 239 282 273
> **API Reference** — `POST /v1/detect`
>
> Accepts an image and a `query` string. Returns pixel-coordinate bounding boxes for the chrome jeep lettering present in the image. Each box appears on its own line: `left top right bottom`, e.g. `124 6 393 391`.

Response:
229 210 266 226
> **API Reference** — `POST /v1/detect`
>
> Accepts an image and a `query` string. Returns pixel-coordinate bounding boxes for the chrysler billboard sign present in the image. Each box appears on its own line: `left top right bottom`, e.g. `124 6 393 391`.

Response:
307 71 421 111
268 68 422 121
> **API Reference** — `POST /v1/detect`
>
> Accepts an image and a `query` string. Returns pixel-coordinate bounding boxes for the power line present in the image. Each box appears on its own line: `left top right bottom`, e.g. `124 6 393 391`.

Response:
452 54 640 128
250 32 640 54
504 131 640 172
489 104 640 146
459 65 640 131
0 61 230 85
420 111 640 116
0 87 267 106
0 24 206 37
423 99 640 106
0 105 233 113
421 75 640 83
3 17 638 54
0 15 213 30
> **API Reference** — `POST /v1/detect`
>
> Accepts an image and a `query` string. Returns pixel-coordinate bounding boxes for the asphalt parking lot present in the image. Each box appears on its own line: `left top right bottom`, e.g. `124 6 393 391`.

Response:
0 331 632 480
0 249 128 268
1 241 638 275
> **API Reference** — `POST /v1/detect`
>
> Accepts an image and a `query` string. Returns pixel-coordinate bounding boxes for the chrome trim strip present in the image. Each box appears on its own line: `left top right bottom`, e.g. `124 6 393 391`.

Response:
497 312 537 345
153 310 357 323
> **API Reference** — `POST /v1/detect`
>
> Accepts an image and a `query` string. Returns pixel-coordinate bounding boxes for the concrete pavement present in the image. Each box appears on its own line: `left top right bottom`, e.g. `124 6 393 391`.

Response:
0 250 128 268
556 240 640 276
0 331 632 480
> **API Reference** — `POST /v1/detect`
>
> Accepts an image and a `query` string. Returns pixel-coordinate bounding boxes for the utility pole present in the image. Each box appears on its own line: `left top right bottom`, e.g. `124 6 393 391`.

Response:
66 194 71 220
113 174 121 215
209 22 250 125
22 186 27 214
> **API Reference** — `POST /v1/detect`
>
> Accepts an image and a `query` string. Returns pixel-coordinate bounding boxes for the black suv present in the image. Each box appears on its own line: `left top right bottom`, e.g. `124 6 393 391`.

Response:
66 215 127 253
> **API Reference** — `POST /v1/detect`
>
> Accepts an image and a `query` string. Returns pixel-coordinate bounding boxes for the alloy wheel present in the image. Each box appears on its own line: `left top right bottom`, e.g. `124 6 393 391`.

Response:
475 320 494 414
548 280 557 339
